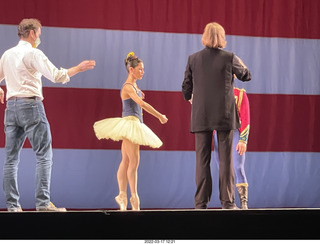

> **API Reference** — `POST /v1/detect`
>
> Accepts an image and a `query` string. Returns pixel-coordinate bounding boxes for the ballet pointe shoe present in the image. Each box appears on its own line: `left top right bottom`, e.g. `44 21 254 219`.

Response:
115 192 127 211
130 194 140 211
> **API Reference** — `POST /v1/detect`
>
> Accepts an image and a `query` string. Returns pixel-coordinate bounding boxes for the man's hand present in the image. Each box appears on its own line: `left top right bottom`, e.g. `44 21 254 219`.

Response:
189 94 193 104
77 60 96 72
0 88 4 104
236 141 247 156
68 60 96 78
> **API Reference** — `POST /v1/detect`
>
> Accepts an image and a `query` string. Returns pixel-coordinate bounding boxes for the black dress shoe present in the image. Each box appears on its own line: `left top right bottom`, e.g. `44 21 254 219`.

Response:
222 204 239 209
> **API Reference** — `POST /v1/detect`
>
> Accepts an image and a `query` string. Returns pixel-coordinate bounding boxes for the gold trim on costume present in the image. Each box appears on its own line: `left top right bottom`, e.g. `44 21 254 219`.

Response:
239 124 250 143
236 183 249 187
234 87 246 113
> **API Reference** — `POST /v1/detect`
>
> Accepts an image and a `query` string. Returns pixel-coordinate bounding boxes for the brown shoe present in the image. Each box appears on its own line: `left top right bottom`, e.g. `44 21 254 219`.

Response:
36 202 66 212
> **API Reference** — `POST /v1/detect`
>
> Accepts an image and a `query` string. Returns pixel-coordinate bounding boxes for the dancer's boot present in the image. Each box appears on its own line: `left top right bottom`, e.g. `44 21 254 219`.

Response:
236 184 248 210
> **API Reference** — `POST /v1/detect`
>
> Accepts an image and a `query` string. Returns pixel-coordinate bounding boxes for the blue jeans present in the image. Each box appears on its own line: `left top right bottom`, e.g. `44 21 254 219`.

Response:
3 98 53 209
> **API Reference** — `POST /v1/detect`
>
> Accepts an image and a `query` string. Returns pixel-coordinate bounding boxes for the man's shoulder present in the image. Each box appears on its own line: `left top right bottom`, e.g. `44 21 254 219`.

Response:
188 48 207 61
1 45 21 62
3 43 44 56
190 48 234 58
218 48 234 58
24 47 46 60
2 45 18 56
188 50 200 58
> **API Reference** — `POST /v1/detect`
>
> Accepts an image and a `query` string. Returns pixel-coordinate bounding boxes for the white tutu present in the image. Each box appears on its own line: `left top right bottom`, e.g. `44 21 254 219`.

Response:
93 116 163 148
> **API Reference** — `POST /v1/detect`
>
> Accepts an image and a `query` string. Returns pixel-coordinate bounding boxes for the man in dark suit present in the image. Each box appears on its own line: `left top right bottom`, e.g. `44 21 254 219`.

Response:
182 22 251 209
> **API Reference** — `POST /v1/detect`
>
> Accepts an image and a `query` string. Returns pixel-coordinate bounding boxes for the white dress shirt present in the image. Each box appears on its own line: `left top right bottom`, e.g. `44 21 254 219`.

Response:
0 40 70 100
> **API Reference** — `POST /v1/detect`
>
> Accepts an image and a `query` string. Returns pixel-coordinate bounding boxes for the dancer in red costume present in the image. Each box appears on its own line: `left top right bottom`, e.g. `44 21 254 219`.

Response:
214 86 250 209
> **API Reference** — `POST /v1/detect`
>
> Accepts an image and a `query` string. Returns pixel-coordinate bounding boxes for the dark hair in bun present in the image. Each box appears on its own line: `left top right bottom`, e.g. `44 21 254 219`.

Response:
124 52 142 73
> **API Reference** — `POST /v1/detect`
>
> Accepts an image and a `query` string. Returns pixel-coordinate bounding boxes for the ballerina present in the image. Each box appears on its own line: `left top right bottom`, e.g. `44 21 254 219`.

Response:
94 52 168 210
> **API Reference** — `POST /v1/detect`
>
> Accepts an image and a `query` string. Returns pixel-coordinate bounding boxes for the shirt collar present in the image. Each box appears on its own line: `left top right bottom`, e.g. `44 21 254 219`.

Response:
18 40 33 48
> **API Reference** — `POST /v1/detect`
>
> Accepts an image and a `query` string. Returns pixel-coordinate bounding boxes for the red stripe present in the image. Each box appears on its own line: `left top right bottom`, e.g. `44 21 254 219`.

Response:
1 0 319 39
0 87 318 152
248 93 320 152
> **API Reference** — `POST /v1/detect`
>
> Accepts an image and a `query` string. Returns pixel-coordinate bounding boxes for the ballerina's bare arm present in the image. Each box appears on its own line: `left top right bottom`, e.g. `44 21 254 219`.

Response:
122 84 168 124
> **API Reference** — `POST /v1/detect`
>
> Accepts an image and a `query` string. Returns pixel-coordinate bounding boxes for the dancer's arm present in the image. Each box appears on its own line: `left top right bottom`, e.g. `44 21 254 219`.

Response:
141 102 168 124
123 85 168 124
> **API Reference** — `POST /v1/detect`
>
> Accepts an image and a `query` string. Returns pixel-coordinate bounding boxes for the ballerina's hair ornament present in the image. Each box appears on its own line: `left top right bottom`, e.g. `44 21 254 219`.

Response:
126 52 135 59
124 52 142 72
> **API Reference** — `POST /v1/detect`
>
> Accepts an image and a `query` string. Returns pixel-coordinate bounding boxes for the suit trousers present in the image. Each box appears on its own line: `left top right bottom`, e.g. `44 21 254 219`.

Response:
194 130 236 209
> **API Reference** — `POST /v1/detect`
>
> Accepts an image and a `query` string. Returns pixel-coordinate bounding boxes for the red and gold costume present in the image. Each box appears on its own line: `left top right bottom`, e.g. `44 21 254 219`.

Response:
214 87 250 209
234 87 250 144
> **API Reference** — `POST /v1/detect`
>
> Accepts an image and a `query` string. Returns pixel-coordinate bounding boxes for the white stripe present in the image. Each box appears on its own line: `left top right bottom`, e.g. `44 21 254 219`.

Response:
0 149 319 209
1 24 319 95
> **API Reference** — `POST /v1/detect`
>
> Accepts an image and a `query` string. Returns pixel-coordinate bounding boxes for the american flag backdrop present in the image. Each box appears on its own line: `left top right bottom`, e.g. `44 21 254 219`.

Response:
0 0 319 209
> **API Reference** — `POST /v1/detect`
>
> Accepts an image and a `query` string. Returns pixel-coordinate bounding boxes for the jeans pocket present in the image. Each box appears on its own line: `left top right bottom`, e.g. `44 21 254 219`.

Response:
18 104 41 127
4 109 16 126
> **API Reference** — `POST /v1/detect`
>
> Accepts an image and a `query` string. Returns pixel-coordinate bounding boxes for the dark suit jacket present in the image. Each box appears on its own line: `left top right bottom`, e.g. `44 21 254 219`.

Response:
182 47 251 133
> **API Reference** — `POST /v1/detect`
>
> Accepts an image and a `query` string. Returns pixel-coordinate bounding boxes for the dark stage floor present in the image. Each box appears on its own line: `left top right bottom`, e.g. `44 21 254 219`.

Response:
0 208 319 240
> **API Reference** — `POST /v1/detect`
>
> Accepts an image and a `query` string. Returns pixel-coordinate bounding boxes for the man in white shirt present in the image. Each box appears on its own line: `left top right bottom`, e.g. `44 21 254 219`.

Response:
0 18 96 212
